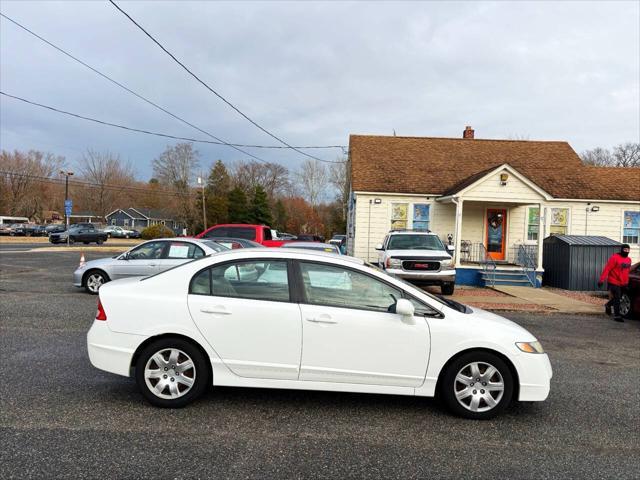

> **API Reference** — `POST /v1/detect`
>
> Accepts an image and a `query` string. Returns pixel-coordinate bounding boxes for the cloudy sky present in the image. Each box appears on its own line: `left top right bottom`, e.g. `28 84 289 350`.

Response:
1 1 638 180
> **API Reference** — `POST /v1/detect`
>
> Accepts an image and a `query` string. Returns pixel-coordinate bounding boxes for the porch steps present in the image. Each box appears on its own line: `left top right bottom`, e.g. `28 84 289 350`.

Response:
479 269 533 287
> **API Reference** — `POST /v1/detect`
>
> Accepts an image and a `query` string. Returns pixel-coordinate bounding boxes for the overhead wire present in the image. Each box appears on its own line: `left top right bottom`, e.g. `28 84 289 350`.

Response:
0 13 346 163
108 0 342 164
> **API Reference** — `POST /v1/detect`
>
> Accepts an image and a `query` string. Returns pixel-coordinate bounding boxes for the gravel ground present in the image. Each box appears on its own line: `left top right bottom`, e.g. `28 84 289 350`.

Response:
1 251 639 479
544 287 608 306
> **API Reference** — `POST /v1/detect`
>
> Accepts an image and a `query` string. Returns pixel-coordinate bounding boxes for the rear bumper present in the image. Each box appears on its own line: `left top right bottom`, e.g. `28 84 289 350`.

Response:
386 268 456 284
87 321 146 377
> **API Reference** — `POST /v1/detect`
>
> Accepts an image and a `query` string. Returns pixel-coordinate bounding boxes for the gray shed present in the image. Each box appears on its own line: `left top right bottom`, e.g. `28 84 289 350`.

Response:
542 235 621 291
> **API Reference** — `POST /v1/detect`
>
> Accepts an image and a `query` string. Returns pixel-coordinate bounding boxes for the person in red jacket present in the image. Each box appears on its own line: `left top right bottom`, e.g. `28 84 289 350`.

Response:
598 244 632 321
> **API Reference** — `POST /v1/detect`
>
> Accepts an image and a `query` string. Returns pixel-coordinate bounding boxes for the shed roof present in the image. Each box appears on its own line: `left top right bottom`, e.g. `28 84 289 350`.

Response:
543 235 622 246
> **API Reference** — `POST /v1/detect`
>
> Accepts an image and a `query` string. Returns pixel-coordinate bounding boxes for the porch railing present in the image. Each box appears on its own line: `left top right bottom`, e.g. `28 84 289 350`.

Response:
516 244 537 287
478 243 497 287
460 241 537 287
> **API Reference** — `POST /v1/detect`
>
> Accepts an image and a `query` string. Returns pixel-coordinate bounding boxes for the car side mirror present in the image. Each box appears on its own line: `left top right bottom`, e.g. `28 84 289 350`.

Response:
446 245 455 253
121 252 130 260
394 298 416 324
375 243 384 251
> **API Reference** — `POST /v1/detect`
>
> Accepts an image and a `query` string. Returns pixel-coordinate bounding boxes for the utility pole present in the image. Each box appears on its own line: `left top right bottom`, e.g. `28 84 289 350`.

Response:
197 176 206 231
60 170 74 246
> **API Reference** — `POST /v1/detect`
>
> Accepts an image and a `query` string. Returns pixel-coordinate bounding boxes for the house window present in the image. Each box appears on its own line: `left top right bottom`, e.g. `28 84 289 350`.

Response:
111 219 116 226
124 219 130 227
623 211 640 244
412 204 430 231
550 208 569 235
390 203 408 230
527 207 540 241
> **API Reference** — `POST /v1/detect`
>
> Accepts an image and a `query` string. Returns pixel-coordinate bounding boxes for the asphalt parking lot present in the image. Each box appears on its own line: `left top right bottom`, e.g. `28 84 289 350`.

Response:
1 250 639 479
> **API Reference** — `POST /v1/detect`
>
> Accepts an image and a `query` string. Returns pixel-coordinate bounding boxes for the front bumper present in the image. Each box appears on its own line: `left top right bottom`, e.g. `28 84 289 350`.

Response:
73 268 84 287
386 268 456 284
514 352 553 401
87 321 147 377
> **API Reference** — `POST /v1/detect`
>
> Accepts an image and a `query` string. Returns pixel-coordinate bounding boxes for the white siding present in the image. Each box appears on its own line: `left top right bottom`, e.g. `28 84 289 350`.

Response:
464 170 546 202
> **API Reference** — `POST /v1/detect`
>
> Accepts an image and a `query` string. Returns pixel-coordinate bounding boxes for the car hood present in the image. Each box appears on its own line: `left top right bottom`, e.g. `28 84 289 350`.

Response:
77 256 121 270
386 249 451 259
463 306 538 341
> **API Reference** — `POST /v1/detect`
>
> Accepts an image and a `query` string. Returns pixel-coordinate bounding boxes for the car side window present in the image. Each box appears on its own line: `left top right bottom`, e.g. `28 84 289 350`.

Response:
129 241 166 260
405 295 442 317
299 262 402 313
165 242 204 259
191 260 290 302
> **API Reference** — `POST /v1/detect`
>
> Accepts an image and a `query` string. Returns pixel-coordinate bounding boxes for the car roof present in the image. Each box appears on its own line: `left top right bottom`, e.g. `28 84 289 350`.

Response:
283 242 339 249
387 230 437 236
208 247 363 265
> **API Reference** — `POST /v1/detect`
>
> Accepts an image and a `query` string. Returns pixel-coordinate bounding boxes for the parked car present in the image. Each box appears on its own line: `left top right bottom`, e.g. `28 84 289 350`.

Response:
205 237 265 249
329 234 347 254
10 223 44 236
277 232 297 240
196 224 291 247
282 241 341 254
296 234 324 242
103 226 141 239
7 223 27 236
74 237 228 294
0 224 12 235
376 230 456 295
87 248 552 419
45 224 66 235
49 224 108 245
620 262 640 319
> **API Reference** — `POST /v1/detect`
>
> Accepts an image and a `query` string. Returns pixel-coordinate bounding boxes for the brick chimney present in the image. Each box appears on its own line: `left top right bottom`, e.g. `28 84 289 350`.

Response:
463 126 475 139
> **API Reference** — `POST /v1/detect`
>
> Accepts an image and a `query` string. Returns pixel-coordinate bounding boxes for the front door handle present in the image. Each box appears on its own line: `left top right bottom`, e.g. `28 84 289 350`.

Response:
200 306 231 315
306 315 337 324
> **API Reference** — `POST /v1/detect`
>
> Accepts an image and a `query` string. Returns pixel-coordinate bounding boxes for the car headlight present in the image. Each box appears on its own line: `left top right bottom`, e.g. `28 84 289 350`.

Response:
440 258 453 267
516 341 545 354
386 258 403 269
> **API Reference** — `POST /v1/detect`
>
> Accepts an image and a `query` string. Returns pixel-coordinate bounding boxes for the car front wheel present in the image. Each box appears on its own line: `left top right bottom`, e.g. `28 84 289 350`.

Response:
135 338 209 408
620 292 632 319
84 270 109 294
441 282 455 295
441 351 513 419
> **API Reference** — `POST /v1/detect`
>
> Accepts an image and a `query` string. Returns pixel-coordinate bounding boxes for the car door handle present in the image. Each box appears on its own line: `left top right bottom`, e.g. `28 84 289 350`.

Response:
200 307 231 315
306 316 337 324
149 263 157 267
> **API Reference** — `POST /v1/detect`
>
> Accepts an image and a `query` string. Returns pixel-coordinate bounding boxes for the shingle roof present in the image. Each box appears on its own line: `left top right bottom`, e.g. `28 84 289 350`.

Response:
349 135 640 201
545 235 622 246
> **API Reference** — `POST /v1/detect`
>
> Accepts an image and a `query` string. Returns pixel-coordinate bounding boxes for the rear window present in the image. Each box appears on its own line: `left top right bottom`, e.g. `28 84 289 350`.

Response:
206 227 256 240
387 234 444 250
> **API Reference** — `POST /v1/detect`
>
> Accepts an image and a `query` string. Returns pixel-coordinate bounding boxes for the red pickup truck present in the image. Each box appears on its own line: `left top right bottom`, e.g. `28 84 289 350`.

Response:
195 224 289 247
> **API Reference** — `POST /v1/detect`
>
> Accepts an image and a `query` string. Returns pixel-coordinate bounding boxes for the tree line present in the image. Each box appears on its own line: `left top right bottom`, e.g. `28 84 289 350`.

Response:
0 143 349 239
580 142 639 167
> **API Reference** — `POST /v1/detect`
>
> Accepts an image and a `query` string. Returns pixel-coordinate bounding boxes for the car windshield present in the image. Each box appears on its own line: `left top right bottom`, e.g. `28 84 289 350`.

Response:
201 240 229 252
387 234 444 250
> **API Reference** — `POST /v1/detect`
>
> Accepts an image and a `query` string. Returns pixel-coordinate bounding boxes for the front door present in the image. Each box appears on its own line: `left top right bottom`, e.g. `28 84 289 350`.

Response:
297 261 430 387
485 209 507 260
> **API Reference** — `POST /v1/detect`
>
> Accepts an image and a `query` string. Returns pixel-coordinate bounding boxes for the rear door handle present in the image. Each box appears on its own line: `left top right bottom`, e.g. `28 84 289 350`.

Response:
306 315 337 324
200 306 232 315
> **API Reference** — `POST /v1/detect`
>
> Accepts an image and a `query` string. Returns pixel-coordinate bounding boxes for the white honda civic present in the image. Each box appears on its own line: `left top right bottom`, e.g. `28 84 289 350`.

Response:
87 249 552 419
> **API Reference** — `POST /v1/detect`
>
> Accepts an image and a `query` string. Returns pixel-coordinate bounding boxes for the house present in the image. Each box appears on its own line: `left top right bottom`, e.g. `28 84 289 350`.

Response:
105 208 182 232
347 127 640 286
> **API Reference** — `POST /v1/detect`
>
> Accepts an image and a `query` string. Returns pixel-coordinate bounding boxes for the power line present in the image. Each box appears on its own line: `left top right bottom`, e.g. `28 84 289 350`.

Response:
1 169 196 198
108 0 339 164
0 13 346 163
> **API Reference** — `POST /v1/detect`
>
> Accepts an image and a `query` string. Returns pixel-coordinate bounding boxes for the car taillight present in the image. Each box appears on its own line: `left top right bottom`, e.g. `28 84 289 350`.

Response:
96 298 107 321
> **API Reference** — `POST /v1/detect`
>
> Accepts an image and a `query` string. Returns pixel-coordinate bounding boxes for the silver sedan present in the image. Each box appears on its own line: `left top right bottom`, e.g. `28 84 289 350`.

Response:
74 238 228 294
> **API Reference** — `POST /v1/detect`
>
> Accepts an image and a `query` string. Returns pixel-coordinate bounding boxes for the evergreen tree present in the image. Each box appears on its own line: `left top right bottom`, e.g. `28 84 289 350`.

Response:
249 185 272 225
272 198 288 231
205 160 231 225
227 187 250 223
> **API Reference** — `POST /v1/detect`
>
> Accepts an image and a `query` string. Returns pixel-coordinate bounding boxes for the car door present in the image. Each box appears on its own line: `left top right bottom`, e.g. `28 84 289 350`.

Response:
159 241 206 273
187 259 302 380
110 241 166 279
297 261 430 387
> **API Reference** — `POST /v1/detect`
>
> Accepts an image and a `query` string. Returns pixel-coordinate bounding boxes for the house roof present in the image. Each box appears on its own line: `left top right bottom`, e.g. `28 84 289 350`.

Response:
128 208 173 220
349 135 640 201
544 235 621 246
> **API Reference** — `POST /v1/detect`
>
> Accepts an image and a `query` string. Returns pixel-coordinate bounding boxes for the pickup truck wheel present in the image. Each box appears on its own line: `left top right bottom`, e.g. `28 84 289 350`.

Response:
441 283 455 295
69 237 75 244
84 270 109 294
125 234 129 239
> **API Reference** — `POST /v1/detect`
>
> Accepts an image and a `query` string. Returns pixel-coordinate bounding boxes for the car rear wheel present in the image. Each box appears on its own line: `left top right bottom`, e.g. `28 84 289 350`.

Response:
135 338 209 408
84 270 108 294
441 283 455 295
97 238 104 245
441 351 513 419
620 292 632 319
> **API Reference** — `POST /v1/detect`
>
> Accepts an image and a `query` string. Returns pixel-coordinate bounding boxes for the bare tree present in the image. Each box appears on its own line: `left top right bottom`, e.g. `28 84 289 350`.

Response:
0 149 65 219
230 160 291 197
329 157 350 220
295 159 328 206
580 147 614 166
77 149 136 218
613 142 640 168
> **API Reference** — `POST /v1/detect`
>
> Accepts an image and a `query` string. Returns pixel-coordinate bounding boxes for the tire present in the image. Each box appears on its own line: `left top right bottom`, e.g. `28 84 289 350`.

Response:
84 270 109 294
440 351 514 420
97 238 104 245
125 234 129 239
441 282 455 295
135 338 209 408
107 233 112 238
69 237 75 245
620 292 633 319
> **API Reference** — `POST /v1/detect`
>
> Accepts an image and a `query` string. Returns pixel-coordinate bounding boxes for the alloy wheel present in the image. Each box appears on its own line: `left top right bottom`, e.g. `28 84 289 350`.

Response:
454 361 504 413
144 348 196 400
86 273 105 293
619 294 631 317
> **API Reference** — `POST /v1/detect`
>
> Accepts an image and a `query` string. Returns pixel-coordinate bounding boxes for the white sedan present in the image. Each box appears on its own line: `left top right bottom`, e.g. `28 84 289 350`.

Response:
87 249 552 419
